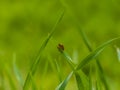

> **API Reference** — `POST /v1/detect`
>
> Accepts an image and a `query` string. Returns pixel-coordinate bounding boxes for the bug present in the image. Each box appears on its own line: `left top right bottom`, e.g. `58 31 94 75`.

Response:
57 43 64 52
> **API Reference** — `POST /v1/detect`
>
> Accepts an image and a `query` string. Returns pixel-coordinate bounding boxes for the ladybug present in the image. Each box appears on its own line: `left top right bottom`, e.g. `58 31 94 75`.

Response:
57 43 64 52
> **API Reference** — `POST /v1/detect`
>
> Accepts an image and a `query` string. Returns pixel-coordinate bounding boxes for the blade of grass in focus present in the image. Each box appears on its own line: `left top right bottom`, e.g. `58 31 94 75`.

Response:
23 9 65 90
61 51 75 70
75 70 89 90
76 37 120 70
56 49 75 89
57 37 120 90
57 44 88 90
77 29 110 90
56 71 74 90
59 1 111 89
75 72 84 90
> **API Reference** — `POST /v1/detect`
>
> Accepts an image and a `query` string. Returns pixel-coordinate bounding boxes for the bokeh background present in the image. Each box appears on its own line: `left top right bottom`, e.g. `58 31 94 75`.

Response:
0 0 120 90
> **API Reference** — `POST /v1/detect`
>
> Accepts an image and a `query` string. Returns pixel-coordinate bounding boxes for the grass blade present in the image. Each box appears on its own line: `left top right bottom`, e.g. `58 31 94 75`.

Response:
75 70 89 90
59 51 75 70
76 37 120 70
56 71 74 90
5 64 16 90
75 72 84 90
13 53 24 86
55 59 62 82
29 72 38 90
77 27 109 90
115 46 120 62
23 9 65 90
57 45 89 90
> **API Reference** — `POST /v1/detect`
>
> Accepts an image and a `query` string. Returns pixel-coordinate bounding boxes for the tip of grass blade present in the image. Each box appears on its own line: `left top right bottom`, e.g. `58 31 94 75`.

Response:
23 9 65 90
56 71 74 90
76 37 120 70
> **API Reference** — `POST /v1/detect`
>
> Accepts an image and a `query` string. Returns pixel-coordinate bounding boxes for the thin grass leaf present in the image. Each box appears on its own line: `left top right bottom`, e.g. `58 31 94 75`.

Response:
96 60 109 90
29 72 38 90
77 27 109 90
4 64 16 90
57 44 90 90
75 72 84 90
88 65 92 90
57 43 75 70
55 59 62 82
78 29 92 52
115 46 120 62
96 68 102 90
13 53 24 86
61 51 75 70
0 60 15 89
41 60 49 78
23 9 65 90
79 71 89 90
57 2 108 89
76 37 120 70
56 71 74 90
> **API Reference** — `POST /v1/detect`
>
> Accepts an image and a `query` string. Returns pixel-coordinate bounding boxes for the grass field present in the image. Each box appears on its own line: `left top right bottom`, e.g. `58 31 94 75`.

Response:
0 0 120 90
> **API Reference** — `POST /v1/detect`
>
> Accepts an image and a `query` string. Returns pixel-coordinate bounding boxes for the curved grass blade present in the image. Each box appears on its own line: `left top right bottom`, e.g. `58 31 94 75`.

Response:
56 71 74 90
76 37 120 70
23 9 65 90
57 44 90 90
77 25 109 90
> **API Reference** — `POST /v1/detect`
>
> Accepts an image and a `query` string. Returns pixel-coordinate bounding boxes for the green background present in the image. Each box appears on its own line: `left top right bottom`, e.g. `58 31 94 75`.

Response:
0 0 120 90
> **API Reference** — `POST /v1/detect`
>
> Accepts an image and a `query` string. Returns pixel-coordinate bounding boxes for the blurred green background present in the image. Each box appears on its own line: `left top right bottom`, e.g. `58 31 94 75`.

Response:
0 0 120 90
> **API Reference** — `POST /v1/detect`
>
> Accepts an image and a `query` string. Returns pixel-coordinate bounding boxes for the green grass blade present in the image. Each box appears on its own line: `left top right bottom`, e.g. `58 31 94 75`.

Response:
96 60 109 90
41 60 48 78
23 9 65 90
77 28 109 90
75 72 84 90
76 37 120 70
61 51 75 70
75 70 89 90
29 72 38 90
56 71 74 90
115 46 120 62
55 59 62 82
13 53 24 86
78 29 92 52
4 64 16 90
57 44 91 90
